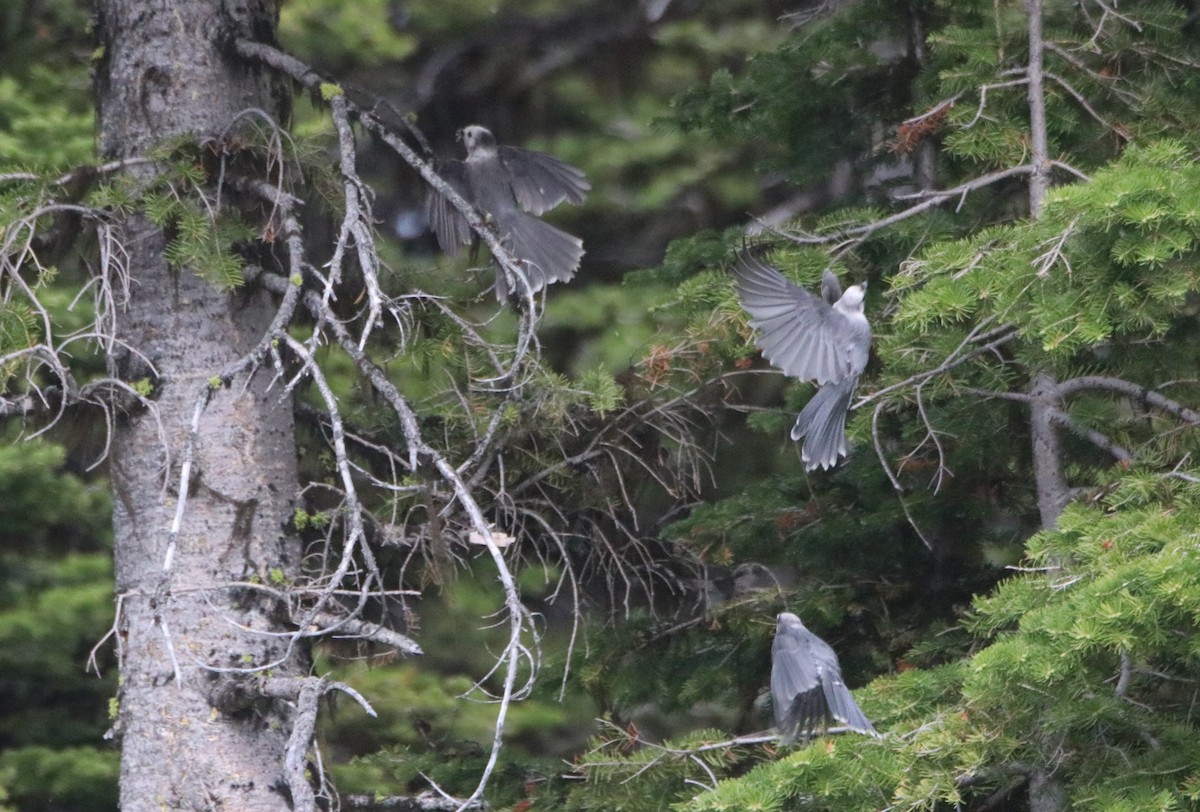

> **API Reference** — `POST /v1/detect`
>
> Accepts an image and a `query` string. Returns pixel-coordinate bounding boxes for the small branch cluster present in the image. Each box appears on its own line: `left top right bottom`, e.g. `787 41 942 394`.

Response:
26 38 719 809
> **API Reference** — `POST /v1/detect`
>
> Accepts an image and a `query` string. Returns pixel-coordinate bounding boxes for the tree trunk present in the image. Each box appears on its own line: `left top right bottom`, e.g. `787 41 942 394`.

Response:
1025 4 1066 805
1023 0 1067 538
1029 371 1069 529
95 2 305 809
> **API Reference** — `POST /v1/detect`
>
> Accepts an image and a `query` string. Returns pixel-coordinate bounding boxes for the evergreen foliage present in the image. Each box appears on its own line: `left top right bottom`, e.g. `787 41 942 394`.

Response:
551 1 1200 810
3 0 1200 810
668 475 1200 811
0 440 116 811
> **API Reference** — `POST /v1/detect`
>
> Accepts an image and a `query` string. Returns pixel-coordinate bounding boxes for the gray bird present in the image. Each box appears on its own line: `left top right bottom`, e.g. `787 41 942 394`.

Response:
771 612 877 742
426 125 590 300
733 253 871 471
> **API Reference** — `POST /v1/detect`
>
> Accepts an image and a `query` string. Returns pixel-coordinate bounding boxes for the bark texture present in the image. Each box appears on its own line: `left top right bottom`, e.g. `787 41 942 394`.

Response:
95 2 305 809
1024 0 1067 538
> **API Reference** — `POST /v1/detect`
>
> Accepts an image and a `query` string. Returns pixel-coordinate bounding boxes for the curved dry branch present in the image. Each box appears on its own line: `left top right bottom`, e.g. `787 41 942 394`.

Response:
274 275 536 807
233 35 546 403
260 676 378 812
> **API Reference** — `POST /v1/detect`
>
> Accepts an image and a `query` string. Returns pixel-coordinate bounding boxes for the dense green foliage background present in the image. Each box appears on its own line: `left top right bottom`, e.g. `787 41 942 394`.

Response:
3 0 1200 810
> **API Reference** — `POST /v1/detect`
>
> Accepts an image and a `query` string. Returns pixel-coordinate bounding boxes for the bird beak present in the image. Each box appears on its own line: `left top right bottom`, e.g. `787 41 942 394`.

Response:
455 128 464 142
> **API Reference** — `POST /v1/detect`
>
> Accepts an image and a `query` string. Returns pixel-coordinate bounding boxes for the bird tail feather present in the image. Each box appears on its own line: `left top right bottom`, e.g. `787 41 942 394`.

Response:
496 211 584 300
790 376 857 471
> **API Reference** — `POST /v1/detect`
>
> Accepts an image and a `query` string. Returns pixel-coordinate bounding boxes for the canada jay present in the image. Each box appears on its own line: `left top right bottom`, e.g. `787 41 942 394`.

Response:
771 612 877 741
733 253 870 471
426 125 590 300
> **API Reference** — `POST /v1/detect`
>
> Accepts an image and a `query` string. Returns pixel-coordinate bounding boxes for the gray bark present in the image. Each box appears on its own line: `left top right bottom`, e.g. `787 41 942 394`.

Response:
1026 7 1066 806
1024 0 1067 541
1024 0 1051 217
95 1 306 809
1029 371 1069 529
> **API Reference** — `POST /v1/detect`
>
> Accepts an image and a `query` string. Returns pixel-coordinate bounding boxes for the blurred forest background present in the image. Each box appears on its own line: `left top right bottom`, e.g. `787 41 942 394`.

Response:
4 0 1200 810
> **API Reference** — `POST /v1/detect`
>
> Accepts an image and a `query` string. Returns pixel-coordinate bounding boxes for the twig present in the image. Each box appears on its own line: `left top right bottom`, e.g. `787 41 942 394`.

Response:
856 322 1019 408
773 165 1036 250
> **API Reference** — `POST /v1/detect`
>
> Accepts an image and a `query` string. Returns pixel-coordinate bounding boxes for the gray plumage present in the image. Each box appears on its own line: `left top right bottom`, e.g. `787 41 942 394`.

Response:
733 254 871 471
771 612 877 742
426 125 590 300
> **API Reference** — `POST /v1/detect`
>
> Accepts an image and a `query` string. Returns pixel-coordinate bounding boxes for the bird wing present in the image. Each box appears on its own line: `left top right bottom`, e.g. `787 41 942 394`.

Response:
496 145 590 215
734 254 856 385
771 615 877 739
426 160 474 254
820 670 877 736
800 631 876 735
771 623 829 738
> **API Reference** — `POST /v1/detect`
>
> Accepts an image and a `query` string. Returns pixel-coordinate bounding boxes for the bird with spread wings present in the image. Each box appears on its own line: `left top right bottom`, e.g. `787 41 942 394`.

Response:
426 125 590 301
733 253 871 470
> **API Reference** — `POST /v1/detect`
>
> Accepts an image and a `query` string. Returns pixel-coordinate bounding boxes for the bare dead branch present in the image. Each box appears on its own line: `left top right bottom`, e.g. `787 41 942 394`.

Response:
344 792 486 811
231 37 533 306
871 401 936 551
1033 218 1078 278
260 676 378 812
962 77 1030 130
304 611 424 656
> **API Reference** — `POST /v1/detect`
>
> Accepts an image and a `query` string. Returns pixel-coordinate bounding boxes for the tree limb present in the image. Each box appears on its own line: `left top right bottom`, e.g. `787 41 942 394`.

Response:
1057 375 1200 425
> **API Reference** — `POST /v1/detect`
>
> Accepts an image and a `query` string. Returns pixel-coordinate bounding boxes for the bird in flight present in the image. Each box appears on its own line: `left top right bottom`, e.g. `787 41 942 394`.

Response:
771 611 877 741
733 252 871 470
426 125 590 300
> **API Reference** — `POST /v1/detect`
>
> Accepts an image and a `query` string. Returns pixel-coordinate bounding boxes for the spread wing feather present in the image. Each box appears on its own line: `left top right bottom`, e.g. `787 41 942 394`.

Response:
734 255 854 385
426 160 473 255
497 145 590 215
822 673 875 734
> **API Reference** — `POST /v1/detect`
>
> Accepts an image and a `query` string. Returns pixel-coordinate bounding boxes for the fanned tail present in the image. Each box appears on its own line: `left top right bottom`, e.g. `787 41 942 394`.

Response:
790 376 857 471
495 211 584 301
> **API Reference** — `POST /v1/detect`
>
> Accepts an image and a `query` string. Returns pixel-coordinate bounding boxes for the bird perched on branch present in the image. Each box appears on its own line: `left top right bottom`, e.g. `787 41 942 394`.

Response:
733 252 871 471
771 612 877 742
426 125 590 301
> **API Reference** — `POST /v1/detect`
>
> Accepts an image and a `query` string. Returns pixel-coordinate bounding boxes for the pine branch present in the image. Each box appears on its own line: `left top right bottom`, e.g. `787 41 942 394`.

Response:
1056 376 1200 425
961 387 1134 464
856 322 1019 408
769 164 1036 250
